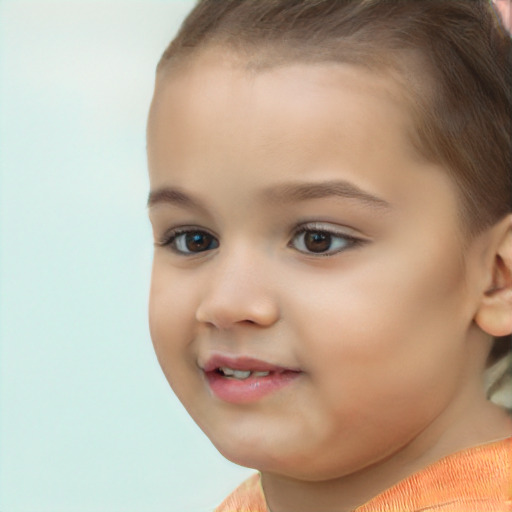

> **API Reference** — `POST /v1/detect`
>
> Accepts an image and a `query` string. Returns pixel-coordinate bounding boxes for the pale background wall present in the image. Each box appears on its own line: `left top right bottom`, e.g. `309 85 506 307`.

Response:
0 2 252 511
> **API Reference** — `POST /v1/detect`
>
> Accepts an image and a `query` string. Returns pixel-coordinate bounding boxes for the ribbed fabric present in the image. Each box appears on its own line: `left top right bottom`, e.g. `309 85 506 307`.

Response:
214 474 268 512
214 438 512 512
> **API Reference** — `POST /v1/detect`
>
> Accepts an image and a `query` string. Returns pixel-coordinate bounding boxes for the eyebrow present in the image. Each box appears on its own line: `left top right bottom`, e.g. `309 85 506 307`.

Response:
147 187 208 212
261 180 392 210
147 179 392 211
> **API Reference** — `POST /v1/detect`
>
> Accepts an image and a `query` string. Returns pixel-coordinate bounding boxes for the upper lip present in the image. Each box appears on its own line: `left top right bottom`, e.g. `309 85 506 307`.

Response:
201 354 300 373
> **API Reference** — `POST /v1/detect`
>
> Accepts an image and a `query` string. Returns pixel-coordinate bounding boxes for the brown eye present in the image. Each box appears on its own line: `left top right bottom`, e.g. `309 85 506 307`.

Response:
304 232 332 253
169 230 219 254
291 228 358 256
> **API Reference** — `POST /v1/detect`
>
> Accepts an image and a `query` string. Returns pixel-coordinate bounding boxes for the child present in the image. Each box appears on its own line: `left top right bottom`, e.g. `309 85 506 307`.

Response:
146 1 512 510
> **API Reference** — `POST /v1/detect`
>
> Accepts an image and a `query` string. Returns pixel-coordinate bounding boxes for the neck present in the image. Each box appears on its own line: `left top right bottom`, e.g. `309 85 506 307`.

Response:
261 398 512 512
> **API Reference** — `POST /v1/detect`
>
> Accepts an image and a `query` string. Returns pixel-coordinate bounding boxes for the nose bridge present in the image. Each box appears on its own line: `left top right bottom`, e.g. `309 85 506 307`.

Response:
195 242 279 329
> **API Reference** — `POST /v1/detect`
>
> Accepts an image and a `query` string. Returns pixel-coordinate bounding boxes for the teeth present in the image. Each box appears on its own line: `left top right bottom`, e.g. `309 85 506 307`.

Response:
233 370 251 379
219 367 270 379
220 367 235 376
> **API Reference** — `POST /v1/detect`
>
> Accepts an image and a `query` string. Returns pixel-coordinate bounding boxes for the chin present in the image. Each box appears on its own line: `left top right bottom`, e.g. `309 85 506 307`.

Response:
210 435 317 479
209 432 288 471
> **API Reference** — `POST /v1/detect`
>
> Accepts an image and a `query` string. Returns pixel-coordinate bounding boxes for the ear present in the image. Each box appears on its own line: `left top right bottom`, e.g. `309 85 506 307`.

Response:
474 214 512 337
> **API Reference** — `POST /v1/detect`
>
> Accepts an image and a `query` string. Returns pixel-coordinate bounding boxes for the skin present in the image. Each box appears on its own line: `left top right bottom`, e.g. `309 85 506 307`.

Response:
147 49 512 512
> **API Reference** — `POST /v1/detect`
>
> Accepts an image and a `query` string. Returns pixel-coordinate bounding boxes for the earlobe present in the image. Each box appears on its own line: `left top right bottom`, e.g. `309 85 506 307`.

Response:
475 215 512 337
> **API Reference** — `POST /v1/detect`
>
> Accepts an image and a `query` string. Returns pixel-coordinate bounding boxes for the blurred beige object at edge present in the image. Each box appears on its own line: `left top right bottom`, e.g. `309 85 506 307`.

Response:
493 0 512 32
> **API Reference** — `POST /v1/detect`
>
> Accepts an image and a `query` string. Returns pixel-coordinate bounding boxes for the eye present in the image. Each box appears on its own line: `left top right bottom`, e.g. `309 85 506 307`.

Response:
290 226 362 256
161 229 219 255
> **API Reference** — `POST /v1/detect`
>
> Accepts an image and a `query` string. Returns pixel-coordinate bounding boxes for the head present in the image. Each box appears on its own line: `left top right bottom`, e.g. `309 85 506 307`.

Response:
147 0 512 482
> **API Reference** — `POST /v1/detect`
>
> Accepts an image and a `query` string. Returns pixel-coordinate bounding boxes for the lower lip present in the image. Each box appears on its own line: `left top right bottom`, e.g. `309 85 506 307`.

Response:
205 370 301 404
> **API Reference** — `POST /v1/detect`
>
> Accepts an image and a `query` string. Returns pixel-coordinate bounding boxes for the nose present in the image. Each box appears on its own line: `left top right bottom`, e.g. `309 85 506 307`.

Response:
195 248 280 330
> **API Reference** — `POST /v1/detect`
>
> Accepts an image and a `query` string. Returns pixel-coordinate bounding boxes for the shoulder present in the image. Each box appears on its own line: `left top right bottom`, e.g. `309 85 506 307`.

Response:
356 437 512 512
214 473 268 512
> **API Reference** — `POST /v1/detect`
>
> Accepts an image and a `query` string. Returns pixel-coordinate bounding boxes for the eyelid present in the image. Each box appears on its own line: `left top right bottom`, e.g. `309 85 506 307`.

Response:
292 221 363 238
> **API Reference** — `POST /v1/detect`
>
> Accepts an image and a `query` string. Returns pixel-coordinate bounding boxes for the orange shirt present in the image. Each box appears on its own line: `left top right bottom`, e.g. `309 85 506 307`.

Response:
215 438 512 512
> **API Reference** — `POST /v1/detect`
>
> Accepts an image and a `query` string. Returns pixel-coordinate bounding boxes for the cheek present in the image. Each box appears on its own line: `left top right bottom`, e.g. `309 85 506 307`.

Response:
266 252 470 474
288 240 469 418
148 260 198 384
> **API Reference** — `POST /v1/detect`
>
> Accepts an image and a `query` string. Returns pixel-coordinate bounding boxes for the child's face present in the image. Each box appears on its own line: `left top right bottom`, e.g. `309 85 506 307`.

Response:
147 50 486 480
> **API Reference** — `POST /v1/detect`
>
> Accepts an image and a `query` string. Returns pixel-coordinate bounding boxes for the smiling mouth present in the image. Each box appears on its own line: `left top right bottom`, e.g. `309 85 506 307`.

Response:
216 367 272 379
202 355 300 375
202 356 302 403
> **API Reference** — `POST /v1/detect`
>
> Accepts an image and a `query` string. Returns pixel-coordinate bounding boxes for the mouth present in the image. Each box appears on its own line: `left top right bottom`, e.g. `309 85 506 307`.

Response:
216 367 273 379
201 355 302 404
203 355 298 374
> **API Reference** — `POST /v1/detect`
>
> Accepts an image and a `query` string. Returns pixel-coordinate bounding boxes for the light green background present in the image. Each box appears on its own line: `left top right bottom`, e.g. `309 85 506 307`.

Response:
0 2 252 511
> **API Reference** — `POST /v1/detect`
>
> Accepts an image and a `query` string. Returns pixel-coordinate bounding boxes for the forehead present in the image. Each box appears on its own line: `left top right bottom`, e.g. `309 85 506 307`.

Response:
148 50 419 172
146 48 459 230
150 47 412 126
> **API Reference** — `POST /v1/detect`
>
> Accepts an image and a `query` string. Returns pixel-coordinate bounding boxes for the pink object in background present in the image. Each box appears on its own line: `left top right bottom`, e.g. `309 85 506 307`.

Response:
494 0 512 33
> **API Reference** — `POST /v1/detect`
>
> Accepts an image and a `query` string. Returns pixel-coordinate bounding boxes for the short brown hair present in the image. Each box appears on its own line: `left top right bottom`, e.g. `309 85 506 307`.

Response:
158 0 511 236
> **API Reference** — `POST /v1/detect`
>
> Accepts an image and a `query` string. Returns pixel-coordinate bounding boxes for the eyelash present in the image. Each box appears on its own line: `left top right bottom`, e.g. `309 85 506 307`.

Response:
158 225 364 257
